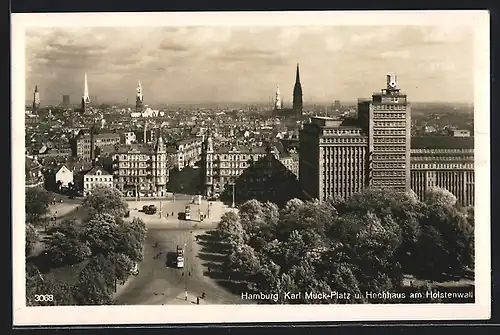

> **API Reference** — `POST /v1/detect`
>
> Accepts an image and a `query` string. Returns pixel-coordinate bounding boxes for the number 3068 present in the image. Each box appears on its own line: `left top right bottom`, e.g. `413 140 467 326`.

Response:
34 295 54 302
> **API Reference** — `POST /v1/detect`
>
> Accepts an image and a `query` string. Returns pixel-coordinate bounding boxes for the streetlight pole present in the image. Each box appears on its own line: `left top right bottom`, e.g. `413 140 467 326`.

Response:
231 182 235 208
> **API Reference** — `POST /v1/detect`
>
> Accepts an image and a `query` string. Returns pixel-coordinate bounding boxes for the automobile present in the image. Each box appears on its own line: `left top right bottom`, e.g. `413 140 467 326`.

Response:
131 263 139 275
142 205 157 215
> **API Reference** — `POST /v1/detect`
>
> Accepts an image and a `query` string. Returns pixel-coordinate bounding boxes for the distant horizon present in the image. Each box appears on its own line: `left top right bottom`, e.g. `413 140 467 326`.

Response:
26 25 473 105
26 99 474 108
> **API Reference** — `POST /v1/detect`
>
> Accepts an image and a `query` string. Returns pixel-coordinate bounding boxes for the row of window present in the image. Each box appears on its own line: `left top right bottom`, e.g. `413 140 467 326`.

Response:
411 163 474 169
323 129 361 135
373 104 407 111
373 121 406 128
371 180 406 186
411 149 474 154
373 171 406 177
84 176 112 182
372 163 405 169
373 154 406 160
374 146 406 152
321 138 367 144
373 112 406 119
374 137 406 143
373 130 406 135
210 154 264 161
412 156 472 161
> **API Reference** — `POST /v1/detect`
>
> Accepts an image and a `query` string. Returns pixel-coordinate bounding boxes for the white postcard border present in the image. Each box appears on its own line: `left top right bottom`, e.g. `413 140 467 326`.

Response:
12 10 491 325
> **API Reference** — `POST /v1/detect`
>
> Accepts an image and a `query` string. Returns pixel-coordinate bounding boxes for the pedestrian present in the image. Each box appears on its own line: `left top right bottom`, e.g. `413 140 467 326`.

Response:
197 297 200 305
184 291 188 301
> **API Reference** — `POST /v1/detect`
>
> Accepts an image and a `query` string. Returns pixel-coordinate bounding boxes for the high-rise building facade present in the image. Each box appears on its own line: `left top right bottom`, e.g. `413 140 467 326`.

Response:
112 135 169 198
299 116 368 201
358 74 411 193
62 94 70 107
32 86 40 111
410 135 474 207
136 81 144 113
81 72 91 113
293 63 303 118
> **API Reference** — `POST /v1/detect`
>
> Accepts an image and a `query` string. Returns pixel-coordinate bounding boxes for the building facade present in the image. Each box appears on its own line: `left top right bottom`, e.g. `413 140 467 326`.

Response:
299 116 368 202
200 134 279 196
112 136 169 198
410 135 474 207
83 166 113 196
120 131 137 145
358 74 411 193
44 164 74 191
72 132 121 160
167 137 203 170
25 156 44 188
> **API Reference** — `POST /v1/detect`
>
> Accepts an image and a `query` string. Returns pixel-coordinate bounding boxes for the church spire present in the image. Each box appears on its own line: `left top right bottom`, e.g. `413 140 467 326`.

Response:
33 85 40 111
136 80 144 113
81 72 90 113
275 85 282 110
293 63 303 117
295 63 301 84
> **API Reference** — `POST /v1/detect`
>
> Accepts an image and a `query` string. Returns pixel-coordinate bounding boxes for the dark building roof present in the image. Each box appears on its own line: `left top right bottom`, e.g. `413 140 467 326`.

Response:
411 136 474 150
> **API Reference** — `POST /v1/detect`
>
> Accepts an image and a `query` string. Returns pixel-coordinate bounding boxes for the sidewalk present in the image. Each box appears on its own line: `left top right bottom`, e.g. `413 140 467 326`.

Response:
166 291 208 305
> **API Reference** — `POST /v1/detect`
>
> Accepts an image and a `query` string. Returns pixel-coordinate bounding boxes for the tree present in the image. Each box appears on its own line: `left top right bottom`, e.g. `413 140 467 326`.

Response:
228 244 261 277
25 223 39 256
424 187 457 207
216 211 248 246
82 185 128 218
82 213 122 256
332 188 424 274
72 256 114 305
25 188 50 224
45 231 92 266
416 203 474 278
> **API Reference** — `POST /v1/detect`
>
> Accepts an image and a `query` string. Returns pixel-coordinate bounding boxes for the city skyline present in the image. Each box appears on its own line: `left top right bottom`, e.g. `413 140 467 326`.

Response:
25 25 473 105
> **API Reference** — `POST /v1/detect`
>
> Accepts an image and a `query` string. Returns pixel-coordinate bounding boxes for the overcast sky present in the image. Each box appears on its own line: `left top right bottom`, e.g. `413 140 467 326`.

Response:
25 25 473 105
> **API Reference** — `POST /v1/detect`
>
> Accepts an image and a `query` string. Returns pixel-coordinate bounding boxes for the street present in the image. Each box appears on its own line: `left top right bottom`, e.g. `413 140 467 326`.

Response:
114 198 248 305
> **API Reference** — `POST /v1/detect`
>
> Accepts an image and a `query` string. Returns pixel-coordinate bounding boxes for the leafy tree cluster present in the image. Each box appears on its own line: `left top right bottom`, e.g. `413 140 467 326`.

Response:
26 186 146 305
216 188 474 304
25 188 50 226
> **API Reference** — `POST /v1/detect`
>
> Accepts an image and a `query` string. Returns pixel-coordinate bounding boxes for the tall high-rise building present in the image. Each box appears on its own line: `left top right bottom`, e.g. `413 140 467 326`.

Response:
358 74 411 193
275 85 282 110
292 63 303 118
299 74 411 202
299 116 368 201
136 81 144 113
81 72 91 113
62 94 70 106
32 85 40 111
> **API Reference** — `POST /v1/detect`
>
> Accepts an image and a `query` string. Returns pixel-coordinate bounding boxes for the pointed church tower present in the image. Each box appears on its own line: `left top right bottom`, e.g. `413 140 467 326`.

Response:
275 85 282 110
81 72 90 113
32 85 40 112
293 63 303 118
136 81 144 113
